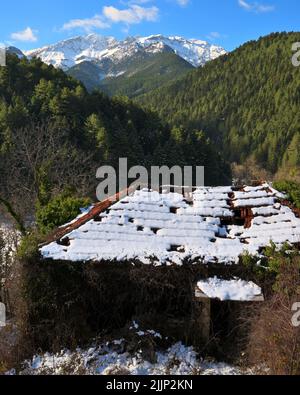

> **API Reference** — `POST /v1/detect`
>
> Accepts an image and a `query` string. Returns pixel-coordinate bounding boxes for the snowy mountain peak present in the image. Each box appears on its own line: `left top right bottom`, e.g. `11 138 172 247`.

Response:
25 34 118 70
135 35 226 67
25 34 226 70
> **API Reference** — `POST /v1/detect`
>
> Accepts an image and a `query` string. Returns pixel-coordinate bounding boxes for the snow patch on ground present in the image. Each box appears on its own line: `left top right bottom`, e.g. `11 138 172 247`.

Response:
9 341 254 376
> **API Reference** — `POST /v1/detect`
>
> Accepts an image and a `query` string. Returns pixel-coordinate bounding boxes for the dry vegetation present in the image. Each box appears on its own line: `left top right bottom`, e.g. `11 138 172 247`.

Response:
246 254 300 375
0 229 29 372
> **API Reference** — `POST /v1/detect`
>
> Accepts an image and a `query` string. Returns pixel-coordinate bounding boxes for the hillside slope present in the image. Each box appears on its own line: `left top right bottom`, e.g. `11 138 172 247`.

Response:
138 32 300 178
67 61 106 92
98 52 194 97
0 53 230 223
67 51 194 96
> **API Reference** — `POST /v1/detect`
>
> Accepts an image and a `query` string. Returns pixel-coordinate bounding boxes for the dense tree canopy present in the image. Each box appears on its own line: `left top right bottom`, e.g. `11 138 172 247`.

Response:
0 53 230 227
68 52 194 97
98 52 194 98
138 32 300 178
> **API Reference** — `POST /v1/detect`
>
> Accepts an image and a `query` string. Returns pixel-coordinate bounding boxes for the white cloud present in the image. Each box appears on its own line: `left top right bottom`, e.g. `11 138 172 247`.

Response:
103 5 159 25
208 32 221 39
176 0 190 7
206 31 228 42
124 0 154 4
238 0 274 13
238 0 252 10
62 15 110 32
62 4 159 33
11 27 38 42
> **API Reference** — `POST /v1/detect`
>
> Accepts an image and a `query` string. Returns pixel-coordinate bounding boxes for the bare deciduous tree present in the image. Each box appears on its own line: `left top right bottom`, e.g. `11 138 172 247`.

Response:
0 120 97 231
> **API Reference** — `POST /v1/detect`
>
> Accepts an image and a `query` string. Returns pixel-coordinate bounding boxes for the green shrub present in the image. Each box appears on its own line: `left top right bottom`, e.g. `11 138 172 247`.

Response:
273 180 300 209
17 232 43 262
240 252 260 268
36 193 91 234
262 243 299 275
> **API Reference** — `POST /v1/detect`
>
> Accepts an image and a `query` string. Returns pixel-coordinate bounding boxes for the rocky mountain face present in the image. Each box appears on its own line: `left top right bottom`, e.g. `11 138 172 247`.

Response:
25 33 226 71
6 46 25 58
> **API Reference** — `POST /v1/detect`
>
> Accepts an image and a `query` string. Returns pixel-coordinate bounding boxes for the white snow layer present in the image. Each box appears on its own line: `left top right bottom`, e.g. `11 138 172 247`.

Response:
9 341 254 376
197 277 262 301
25 33 226 70
40 184 300 265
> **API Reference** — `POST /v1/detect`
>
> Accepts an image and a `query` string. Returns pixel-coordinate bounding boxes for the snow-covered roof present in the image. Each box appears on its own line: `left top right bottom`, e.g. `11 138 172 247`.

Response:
40 183 300 265
196 277 264 302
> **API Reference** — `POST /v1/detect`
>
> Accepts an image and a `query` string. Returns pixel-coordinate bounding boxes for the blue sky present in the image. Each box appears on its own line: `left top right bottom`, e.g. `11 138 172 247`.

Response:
1 0 299 51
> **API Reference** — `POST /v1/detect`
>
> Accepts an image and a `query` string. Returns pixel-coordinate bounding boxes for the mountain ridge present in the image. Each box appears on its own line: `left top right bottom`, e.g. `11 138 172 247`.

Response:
24 33 225 95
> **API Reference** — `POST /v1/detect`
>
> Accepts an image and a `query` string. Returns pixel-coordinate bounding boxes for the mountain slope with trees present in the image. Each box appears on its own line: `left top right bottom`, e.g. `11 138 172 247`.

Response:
138 32 300 179
67 51 194 97
0 53 230 230
99 52 194 98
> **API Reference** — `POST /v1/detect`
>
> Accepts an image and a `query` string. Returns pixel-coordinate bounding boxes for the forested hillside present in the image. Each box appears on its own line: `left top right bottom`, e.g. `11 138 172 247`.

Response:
68 52 194 97
99 52 194 98
0 53 230 229
138 32 300 179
